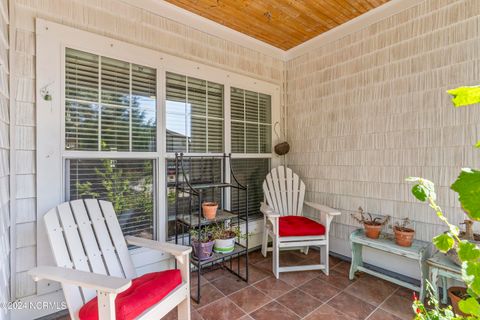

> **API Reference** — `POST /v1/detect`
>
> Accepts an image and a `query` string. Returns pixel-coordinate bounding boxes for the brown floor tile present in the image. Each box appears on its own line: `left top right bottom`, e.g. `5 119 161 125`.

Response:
191 283 225 309
249 250 270 264
355 274 398 292
201 266 230 281
280 251 308 266
345 277 398 306
254 276 294 298
229 286 272 313
367 309 402 320
250 301 300 320
329 255 343 267
239 315 255 320
162 307 204 320
299 278 341 302
197 297 245 320
395 286 418 300
210 273 249 295
277 270 319 287
276 289 322 317
190 272 208 289
304 304 353 320
254 257 273 272
380 294 415 320
327 292 376 320
316 269 355 290
244 264 271 284
332 261 351 275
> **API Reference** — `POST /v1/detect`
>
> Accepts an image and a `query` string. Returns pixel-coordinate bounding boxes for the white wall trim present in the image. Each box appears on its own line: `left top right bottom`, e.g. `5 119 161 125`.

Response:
121 0 425 61
119 0 286 60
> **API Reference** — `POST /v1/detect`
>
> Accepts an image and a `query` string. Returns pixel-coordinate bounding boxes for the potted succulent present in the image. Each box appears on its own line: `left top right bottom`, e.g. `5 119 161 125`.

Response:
351 206 390 239
211 223 246 254
190 226 215 261
394 218 415 247
202 201 218 220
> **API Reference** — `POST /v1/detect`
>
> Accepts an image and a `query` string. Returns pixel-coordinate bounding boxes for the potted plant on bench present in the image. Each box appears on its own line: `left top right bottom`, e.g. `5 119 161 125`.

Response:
211 223 247 254
393 218 415 247
351 206 390 239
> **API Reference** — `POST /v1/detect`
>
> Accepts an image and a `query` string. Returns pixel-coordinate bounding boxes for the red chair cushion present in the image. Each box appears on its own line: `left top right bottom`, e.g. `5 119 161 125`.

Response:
79 269 182 320
279 216 326 237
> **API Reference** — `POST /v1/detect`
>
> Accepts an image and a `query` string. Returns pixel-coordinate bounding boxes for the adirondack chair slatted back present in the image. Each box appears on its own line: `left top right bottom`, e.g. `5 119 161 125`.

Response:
263 166 305 216
44 199 136 314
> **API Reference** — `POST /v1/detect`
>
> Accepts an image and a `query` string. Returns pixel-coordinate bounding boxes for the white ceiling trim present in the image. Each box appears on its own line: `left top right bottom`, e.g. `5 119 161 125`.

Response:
285 0 425 60
120 0 424 62
119 0 286 60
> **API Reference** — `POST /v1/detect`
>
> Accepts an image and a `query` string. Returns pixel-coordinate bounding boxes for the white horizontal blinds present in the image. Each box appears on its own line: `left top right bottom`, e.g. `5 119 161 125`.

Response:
65 49 99 151
68 159 155 240
166 158 222 237
230 87 272 154
231 158 270 216
166 72 224 153
65 48 156 152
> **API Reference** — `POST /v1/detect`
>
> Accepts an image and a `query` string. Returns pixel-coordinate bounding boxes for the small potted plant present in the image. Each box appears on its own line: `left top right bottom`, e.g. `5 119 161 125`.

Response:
351 206 390 239
202 201 218 220
447 286 470 317
211 223 246 254
190 226 215 260
394 218 415 247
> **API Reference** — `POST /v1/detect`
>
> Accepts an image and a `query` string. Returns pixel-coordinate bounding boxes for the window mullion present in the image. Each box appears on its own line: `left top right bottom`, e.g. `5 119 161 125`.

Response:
129 63 133 152
206 80 209 153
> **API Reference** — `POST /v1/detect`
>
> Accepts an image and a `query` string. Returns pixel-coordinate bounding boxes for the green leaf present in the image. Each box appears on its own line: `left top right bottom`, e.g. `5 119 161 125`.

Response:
412 184 427 202
451 168 480 221
458 241 480 262
476 140 480 149
447 86 480 107
459 297 480 317
433 234 454 253
463 261 480 297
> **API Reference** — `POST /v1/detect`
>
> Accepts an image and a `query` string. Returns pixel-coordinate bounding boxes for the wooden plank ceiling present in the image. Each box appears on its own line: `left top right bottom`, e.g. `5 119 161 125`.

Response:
164 0 389 50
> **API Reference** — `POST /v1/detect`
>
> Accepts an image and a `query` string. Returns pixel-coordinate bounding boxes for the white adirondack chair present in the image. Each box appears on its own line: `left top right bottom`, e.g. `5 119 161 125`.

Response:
261 166 341 278
29 199 191 320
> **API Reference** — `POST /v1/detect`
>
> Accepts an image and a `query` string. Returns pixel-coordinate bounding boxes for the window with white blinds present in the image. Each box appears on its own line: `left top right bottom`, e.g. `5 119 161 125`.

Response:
65 48 157 152
67 159 155 240
166 72 224 153
231 87 272 154
231 158 270 217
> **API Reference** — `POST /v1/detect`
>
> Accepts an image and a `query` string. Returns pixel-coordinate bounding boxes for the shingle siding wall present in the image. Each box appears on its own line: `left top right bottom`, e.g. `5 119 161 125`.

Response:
11 0 284 300
0 0 9 318
286 0 480 244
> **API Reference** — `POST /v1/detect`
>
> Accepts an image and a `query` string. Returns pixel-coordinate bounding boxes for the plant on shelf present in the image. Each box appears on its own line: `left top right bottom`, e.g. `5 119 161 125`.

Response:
394 218 415 247
351 206 390 239
408 85 480 319
190 226 215 261
211 222 248 254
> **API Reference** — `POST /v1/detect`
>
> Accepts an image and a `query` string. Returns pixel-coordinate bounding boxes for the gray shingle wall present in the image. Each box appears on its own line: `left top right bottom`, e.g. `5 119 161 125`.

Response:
286 0 480 243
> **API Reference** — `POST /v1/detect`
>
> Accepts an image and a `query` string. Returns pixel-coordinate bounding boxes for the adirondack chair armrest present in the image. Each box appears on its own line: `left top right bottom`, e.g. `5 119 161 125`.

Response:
29 266 131 294
260 202 280 219
125 236 192 257
304 202 341 216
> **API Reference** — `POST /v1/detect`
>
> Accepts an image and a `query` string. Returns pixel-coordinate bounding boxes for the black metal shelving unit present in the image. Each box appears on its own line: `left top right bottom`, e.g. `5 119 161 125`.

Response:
174 153 249 303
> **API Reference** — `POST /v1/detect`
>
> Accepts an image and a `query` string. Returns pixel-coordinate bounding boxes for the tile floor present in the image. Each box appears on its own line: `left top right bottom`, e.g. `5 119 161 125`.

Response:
55 249 417 320
167 249 416 320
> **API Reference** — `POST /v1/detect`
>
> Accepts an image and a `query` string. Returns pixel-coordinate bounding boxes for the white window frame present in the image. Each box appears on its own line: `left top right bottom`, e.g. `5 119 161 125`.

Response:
36 19 281 294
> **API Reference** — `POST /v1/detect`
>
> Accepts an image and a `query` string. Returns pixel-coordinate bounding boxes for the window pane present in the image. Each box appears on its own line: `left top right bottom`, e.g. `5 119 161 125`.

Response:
166 72 224 153
68 159 155 240
245 90 259 122
231 158 270 217
166 158 222 238
231 86 271 154
65 48 156 152
231 121 245 153
66 49 99 102
65 101 99 150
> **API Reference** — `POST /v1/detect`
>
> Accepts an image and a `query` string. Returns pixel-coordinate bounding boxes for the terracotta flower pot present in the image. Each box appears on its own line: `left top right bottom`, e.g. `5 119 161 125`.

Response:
364 223 382 239
394 227 415 247
202 202 218 220
448 286 469 317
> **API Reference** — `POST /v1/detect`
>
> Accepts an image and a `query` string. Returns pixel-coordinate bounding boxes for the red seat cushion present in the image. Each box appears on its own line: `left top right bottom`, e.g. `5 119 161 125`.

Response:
279 216 326 237
79 269 182 320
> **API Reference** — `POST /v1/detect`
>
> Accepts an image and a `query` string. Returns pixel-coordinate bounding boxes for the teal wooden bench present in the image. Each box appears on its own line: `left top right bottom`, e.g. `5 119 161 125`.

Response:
349 229 430 301
427 251 463 304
